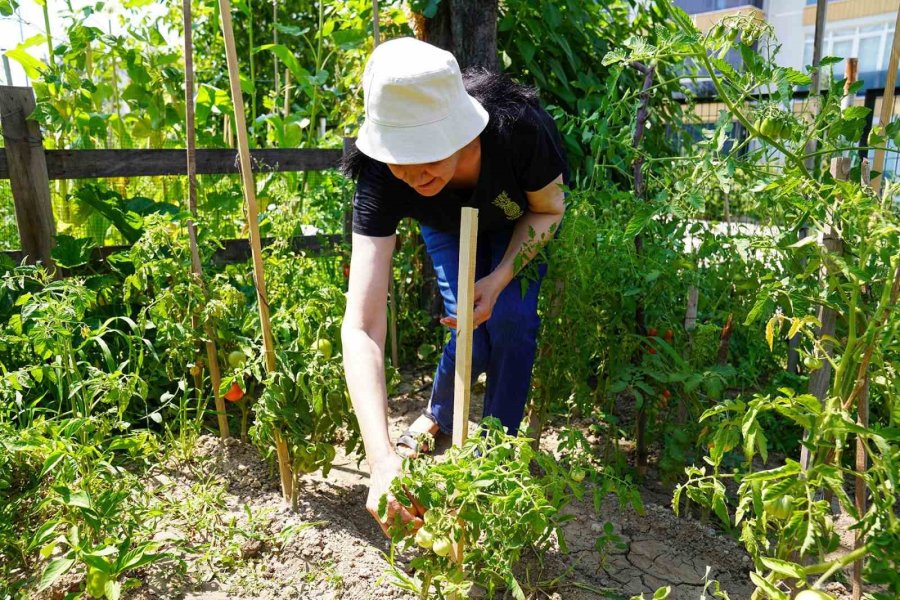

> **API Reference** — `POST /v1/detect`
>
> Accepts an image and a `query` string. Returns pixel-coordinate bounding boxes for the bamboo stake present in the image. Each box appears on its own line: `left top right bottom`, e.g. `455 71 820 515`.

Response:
183 0 229 440
217 0 291 501
872 6 900 197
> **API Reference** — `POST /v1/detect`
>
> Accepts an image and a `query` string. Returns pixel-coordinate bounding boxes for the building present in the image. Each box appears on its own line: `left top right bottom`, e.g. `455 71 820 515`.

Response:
675 0 900 92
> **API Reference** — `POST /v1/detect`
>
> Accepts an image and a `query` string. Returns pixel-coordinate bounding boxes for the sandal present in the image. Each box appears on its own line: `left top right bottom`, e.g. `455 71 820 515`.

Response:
396 412 440 458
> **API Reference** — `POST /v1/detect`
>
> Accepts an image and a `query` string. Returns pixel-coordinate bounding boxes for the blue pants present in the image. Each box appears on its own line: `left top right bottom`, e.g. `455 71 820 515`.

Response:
420 223 546 437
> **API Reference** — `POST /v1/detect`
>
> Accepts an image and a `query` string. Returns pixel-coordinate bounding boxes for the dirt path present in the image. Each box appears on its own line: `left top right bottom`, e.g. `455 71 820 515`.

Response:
129 369 759 600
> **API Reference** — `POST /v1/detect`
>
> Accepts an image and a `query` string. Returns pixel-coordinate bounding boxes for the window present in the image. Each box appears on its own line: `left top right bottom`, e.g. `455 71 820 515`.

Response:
802 21 896 83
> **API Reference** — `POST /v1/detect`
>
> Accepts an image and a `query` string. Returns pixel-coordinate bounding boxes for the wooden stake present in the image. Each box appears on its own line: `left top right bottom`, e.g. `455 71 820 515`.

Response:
872 6 900 197
217 0 291 501
453 207 478 448
449 207 478 595
184 0 229 440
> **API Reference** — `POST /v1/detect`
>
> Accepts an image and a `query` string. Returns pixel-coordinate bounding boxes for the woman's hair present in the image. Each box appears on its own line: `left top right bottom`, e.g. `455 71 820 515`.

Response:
340 67 540 179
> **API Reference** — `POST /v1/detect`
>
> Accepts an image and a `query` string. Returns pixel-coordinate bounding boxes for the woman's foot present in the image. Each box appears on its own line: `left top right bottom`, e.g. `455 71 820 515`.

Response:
396 413 441 459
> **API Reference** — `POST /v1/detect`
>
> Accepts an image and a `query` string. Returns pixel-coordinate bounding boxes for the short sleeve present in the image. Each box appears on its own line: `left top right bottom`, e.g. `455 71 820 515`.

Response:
352 161 403 237
511 106 569 192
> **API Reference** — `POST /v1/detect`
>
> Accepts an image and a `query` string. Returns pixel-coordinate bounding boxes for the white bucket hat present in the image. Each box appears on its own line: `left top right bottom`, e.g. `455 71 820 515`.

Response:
356 37 489 165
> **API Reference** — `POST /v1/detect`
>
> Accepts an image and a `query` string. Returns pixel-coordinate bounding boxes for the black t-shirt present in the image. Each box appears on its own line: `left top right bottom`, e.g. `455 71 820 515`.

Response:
351 103 570 237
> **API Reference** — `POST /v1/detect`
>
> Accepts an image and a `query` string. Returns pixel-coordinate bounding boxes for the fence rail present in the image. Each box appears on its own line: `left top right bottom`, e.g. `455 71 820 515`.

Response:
0 85 348 271
0 148 343 180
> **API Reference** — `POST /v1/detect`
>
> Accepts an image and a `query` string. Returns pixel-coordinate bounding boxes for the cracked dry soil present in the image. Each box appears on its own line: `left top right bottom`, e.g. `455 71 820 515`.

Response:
125 368 763 599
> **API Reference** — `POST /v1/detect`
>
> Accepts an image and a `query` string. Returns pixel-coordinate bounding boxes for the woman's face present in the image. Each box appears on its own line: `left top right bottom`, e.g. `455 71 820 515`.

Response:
386 150 461 197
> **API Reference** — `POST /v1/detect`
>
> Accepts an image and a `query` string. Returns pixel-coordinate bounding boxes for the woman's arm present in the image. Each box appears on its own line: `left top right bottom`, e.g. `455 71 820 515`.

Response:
466 175 566 327
341 232 419 533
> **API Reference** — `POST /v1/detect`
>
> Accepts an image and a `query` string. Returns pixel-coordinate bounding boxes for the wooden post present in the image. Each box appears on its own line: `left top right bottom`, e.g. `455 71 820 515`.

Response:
184 0 229 440
0 86 56 272
453 207 478 448
872 6 900 197
217 0 291 501
372 0 381 47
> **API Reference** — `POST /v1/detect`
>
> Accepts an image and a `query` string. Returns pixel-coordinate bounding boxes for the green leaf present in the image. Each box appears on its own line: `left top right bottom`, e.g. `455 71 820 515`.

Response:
842 106 870 121
760 557 806 580
749 572 788 599
36 556 74 592
40 451 66 478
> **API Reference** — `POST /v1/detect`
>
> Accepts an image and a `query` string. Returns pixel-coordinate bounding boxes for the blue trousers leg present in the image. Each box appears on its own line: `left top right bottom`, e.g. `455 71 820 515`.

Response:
420 224 545 436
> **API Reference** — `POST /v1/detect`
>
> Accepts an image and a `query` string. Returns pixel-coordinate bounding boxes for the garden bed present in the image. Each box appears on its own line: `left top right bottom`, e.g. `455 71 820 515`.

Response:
99 369 765 600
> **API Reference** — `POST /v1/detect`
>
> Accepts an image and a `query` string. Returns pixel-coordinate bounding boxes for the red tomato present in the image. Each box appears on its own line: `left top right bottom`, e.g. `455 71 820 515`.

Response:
224 381 244 402
342 263 350 279
647 347 657 355
662 389 671 399
647 327 658 337
663 329 674 341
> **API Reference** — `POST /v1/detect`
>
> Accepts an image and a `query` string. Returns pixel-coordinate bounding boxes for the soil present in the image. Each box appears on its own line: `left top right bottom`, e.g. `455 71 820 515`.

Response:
111 368 856 600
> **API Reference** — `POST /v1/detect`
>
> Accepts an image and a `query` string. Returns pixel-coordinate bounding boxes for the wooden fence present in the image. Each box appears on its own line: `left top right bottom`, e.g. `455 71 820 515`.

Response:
0 85 347 269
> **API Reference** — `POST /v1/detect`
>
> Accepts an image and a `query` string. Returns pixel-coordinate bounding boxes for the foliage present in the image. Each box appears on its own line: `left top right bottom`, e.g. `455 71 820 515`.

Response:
380 418 622 599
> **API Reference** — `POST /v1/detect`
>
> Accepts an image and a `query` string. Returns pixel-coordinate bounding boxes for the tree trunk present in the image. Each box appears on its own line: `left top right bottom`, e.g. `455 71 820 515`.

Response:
412 0 499 71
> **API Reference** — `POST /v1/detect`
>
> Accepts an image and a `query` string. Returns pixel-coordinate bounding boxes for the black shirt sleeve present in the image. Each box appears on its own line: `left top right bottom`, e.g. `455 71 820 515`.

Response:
351 160 403 237
511 105 569 192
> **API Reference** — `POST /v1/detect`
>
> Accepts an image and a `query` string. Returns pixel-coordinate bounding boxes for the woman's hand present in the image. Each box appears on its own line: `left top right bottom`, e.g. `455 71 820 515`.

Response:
440 268 512 330
367 451 422 537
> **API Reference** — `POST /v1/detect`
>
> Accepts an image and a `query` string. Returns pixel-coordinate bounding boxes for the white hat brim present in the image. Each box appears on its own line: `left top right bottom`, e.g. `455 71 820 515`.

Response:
356 94 489 165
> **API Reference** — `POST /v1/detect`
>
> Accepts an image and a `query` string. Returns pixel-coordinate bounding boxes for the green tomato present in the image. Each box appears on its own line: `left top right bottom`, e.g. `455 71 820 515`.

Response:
570 468 586 483
760 118 779 138
415 527 434 550
423 510 439 526
764 494 794 520
312 338 333 360
228 350 245 368
85 567 109 598
432 536 452 557
795 590 835 600
803 355 823 371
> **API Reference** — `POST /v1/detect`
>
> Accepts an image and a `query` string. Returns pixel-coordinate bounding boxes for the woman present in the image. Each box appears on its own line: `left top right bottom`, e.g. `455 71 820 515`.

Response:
340 37 568 534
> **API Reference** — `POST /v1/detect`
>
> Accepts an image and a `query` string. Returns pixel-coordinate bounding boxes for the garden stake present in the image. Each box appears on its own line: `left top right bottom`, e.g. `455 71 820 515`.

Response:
183 0 229 440
453 207 478 448
451 207 478 587
217 0 292 502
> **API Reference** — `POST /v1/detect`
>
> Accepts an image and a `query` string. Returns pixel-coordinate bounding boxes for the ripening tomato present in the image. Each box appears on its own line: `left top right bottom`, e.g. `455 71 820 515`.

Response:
228 350 246 368
343 263 350 279
85 567 108 598
803 355 823 371
224 381 244 402
432 537 452 557
663 329 674 342
415 527 434 550
312 339 333 360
